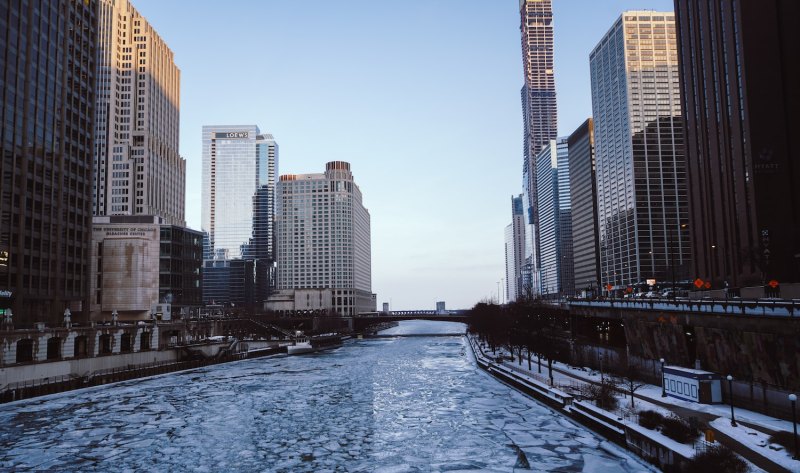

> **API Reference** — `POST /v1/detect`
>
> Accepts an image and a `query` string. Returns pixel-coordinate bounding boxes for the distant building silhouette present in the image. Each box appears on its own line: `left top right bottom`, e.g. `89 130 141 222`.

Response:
505 195 526 301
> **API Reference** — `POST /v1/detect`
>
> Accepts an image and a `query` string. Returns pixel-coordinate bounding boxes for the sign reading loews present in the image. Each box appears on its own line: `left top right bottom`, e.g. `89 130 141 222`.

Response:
214 131 249 139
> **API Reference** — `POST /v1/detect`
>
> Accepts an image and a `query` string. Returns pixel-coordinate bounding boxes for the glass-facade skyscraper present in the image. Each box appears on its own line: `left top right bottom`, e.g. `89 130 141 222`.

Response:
590 12 690 290
520 0 558 180
568 119 601 296
202 126 278 308
519 0 558 297
534 139 572 297
0 0 97 327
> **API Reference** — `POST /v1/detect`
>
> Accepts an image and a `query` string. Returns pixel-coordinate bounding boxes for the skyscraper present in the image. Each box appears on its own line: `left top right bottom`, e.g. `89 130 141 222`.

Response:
274 162 373 316
519 0 558 295
94 0 184 226
202 126 278 308
555 139 574 297
675 0 800 292
520 0 558 169
505 195 526 302
0 0 97 327
590 12 690 290
88 0 195 322
534 139 572 297
568 119 601 296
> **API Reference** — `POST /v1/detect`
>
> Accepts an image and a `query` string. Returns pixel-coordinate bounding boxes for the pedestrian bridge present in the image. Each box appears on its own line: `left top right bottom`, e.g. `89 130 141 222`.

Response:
350 312 468 332
359 310 467 317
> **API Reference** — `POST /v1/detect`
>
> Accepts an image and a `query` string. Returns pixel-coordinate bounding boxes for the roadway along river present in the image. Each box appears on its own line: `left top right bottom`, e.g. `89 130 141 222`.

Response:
0 321 652 472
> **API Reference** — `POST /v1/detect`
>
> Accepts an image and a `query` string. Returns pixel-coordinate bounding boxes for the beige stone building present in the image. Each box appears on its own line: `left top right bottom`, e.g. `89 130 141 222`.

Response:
90 218 160 321
94 0 185 226
271 162 375 316
89 216 203 322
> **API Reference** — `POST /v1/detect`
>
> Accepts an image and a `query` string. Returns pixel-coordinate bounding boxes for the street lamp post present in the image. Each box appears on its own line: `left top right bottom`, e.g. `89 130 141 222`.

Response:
727 375 737 427
790 393 798 459
660 358 666 397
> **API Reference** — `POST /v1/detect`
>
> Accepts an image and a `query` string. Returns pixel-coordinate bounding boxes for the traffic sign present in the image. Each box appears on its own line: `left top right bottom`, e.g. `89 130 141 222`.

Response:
768 279 779 288
694 278 704 289
605 283 613 291
703 281 711 289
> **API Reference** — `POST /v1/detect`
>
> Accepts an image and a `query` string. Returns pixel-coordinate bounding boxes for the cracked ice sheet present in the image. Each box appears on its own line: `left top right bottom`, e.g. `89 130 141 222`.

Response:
0 321 653 472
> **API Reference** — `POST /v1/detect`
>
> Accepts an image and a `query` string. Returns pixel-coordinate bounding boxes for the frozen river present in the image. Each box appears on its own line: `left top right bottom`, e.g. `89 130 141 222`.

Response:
0 321 651 472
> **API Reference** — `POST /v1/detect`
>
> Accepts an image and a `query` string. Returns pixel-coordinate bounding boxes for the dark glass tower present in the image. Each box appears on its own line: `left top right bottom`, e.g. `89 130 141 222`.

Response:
568 119 601 296
0 0 97 326
675 0 800 289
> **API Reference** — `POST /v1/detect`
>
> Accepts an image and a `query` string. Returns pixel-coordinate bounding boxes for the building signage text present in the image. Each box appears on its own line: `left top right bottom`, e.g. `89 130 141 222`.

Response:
214 132 249 139
93 227 156 237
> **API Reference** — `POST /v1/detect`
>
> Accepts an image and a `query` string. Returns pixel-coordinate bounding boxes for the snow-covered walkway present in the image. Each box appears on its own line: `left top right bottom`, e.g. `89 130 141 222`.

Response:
472 337 799 473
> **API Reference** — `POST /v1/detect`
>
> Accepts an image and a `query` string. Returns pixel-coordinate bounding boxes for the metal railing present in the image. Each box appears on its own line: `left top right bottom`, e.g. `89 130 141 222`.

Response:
570 298 800 317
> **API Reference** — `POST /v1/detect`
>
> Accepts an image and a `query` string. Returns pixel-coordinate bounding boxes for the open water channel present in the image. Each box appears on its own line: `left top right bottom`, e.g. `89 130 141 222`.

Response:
0 320 652 472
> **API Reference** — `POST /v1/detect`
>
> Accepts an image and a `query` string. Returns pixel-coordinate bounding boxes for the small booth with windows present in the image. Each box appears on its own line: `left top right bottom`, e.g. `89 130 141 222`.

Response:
663 366 722 404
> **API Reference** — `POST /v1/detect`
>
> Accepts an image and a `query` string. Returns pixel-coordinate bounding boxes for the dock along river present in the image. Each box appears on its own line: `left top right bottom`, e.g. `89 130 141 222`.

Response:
0 320 651 472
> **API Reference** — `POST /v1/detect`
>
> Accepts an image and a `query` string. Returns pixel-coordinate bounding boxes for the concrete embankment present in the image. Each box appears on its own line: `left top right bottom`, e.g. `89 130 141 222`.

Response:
0 343 287 404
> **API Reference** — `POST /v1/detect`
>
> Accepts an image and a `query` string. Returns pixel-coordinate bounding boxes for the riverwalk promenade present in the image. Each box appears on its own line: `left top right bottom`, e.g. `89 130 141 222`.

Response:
466 333 797 472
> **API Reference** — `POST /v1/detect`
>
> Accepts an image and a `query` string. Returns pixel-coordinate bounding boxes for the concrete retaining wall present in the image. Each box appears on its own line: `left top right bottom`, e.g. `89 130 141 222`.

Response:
0 349 180 390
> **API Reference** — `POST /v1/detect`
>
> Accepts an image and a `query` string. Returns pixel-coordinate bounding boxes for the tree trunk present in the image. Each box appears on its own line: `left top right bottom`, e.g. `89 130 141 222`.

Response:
547 358 553 386
527 351 532 371
537 354 542 374
630 384 635 408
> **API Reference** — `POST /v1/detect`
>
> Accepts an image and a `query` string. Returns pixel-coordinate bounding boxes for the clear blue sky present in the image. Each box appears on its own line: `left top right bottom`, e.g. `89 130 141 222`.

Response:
134 0 673 310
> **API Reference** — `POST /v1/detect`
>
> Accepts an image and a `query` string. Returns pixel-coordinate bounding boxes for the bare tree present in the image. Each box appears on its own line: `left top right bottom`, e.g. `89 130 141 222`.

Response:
619 363 647 408
578 378 620 411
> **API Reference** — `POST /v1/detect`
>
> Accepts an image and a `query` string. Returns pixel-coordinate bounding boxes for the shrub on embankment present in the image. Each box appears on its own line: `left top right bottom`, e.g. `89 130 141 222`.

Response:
683 445 747 473
637 410 699 444
638 410 664 429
